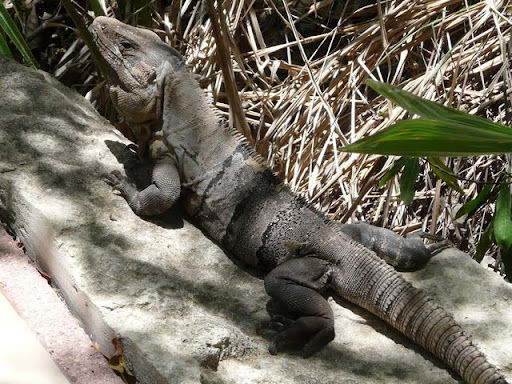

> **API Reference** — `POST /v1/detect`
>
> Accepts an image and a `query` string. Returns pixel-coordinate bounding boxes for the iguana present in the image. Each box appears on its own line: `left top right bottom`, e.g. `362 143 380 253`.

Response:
90 16 508 384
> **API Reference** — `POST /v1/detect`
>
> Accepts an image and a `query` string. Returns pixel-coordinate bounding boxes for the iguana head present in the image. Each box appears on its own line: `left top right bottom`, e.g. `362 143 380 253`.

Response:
90 16 184 159
91 16 184 121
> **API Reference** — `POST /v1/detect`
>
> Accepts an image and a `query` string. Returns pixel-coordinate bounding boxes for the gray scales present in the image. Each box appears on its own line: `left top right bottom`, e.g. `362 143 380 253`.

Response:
90 16 508 384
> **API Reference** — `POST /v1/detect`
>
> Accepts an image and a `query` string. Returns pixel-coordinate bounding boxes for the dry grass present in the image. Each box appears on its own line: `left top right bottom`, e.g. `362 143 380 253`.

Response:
49 0 511 269
155 0 511 268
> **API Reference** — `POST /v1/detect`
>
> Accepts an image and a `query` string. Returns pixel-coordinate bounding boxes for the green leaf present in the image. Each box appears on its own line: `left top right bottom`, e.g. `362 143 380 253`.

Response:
502 247 512 280
400 158 420 205
365 80 467 119
494 184 512 253
377 157 407 188
455 182 494 220
342 118 512 157
475 221 494 263
344 81 512 157
0 31 12 57
365 80 511 136
89 0 106 16
0 2 38 67
428 157 464 194
59 0 109 81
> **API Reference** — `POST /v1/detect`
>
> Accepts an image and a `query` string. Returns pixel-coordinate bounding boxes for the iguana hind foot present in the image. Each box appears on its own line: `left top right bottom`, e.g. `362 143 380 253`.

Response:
264 257 335 358
412 230 452 255
339 222 451 271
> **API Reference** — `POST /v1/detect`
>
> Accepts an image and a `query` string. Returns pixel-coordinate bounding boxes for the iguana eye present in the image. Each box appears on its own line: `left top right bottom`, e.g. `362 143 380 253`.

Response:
120 40 133 50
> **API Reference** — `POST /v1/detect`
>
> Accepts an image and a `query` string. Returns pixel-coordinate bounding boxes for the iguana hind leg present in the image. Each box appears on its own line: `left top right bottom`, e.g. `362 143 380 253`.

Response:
106 156 181 216
264 257 335 357
339 222 451 271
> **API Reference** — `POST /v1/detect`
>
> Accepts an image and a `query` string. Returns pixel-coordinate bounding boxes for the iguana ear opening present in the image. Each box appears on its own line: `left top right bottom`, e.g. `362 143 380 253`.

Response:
148 70 157 84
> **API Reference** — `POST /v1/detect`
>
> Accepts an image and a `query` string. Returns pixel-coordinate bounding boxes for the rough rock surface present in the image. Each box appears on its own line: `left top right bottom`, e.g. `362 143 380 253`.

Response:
0 56 511 384
0 225 122 384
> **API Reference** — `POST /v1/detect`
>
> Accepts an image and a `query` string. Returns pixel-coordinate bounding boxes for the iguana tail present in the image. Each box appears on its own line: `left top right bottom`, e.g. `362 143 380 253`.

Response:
326 236 507 384
265 226 506 384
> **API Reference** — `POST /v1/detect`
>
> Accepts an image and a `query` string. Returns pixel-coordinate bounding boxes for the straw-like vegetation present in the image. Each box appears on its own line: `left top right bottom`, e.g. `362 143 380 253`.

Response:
169 0 512 272
4 0 511 273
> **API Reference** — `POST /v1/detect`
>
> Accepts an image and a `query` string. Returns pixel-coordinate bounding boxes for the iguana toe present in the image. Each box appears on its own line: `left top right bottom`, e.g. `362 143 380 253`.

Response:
103 170 126 188
426 238 452 255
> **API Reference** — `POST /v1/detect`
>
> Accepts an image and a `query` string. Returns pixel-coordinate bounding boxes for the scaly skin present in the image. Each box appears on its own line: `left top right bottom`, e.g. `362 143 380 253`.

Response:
91 16 508 384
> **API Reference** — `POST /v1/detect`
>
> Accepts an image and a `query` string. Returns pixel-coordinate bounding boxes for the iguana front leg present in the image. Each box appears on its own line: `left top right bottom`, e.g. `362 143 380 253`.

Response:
106 156 181 216
339 222 450 271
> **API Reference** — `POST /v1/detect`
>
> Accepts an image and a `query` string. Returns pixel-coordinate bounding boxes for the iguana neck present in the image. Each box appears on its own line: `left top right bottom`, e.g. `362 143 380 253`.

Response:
161 68 241 182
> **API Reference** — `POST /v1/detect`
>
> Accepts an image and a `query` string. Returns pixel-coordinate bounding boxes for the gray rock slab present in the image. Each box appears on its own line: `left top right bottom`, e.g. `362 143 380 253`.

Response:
0 56 511 384
0 225 122 384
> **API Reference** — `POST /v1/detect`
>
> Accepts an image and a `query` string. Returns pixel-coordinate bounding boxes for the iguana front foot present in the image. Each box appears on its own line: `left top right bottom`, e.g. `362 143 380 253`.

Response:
104 170 138 201
104 157 181 216
264 257 335 358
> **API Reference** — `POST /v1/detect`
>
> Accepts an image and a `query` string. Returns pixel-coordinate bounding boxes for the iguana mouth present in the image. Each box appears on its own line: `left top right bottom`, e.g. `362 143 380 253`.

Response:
89 19 125 86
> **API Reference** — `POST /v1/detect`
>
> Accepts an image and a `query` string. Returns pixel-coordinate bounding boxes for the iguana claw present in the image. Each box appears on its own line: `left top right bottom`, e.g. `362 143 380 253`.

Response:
102 170 137 202
103 170 126 188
